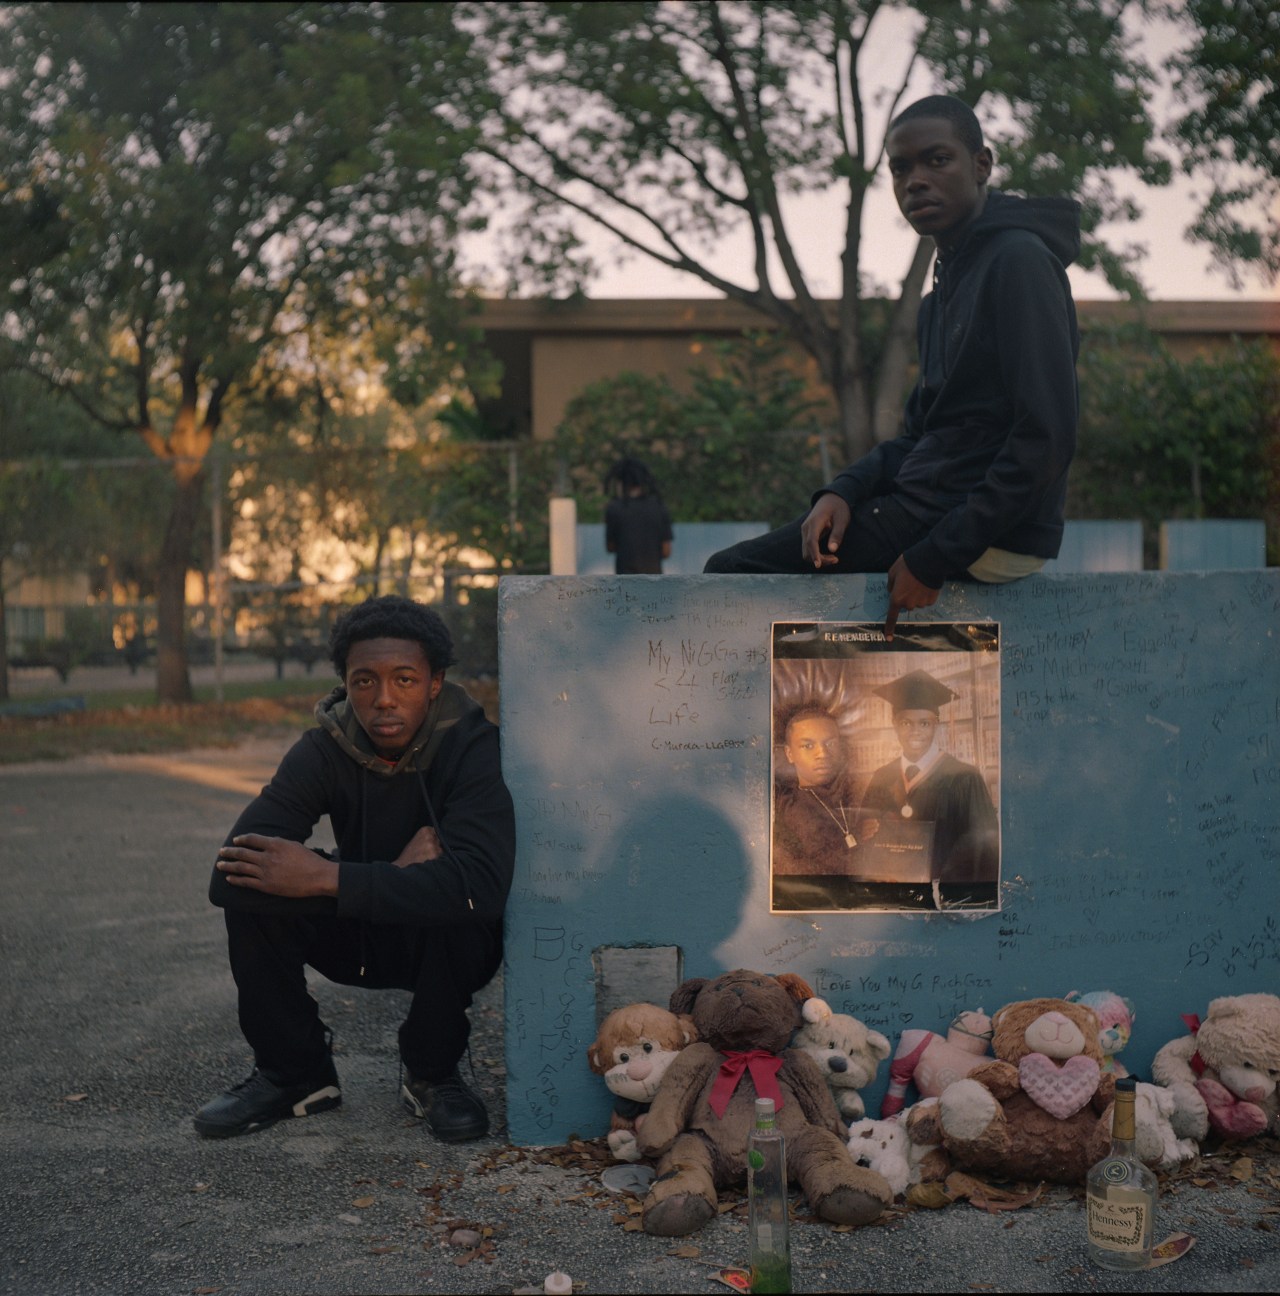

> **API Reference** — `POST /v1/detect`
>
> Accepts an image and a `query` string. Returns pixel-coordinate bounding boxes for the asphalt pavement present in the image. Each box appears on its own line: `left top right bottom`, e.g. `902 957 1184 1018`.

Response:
2 734 1278 1295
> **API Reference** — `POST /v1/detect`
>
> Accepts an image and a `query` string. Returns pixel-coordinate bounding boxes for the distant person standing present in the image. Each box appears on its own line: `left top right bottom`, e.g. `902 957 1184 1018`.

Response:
604 457 674 574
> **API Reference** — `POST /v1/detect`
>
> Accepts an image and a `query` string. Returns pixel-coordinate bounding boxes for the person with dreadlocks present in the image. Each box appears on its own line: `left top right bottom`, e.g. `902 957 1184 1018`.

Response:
194 595 514 1145
604 456 674 574
704 94 1080 640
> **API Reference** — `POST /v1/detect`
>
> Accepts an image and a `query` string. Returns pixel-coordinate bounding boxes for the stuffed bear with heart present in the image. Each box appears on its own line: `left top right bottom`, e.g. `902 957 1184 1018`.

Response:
921 996 1116 1184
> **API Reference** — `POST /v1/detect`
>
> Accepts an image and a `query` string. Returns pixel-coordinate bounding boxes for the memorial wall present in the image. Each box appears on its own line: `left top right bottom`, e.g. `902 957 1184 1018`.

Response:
497 572 1279 1145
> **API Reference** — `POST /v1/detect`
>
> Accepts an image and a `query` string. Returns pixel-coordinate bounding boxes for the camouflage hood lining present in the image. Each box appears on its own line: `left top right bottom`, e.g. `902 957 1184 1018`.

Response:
314 679 481 778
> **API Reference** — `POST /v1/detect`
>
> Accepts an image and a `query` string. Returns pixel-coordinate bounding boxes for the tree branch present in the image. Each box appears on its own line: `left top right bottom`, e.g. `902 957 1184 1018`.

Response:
706 4 833 353
0 356 136 434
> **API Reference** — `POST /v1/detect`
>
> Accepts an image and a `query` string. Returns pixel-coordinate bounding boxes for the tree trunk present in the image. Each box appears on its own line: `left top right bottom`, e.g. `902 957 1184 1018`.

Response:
835 363 875 466
0 584 9 703
154 468 205 703
873 238 935 444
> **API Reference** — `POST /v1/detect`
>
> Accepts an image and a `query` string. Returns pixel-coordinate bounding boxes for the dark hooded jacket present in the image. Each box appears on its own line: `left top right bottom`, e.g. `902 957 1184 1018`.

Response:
822 189 1080 587
208 680 515 929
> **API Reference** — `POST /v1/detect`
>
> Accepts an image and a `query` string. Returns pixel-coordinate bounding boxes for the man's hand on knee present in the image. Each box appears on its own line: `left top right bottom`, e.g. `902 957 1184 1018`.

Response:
217 833 339 898
800 494 851 568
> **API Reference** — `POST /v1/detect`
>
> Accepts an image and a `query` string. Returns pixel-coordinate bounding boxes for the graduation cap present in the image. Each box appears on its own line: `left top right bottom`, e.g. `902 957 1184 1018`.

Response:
873 669 956 714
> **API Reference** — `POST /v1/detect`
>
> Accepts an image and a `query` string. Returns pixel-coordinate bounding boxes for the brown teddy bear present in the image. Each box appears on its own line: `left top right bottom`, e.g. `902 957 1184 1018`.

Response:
917 996 1116 1184
586 1003 699 1163
635 969 893 1236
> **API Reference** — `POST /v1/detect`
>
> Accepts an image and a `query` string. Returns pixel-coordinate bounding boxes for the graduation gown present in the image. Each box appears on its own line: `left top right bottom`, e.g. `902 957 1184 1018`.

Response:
861 753 999 884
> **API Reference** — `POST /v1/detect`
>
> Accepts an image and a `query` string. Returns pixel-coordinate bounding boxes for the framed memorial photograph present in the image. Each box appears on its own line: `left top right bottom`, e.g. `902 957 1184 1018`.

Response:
770 621 1001 914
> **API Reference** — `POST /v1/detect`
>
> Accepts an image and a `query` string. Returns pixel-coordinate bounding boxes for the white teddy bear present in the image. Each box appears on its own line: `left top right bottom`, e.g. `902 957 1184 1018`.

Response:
846 1117 913 1197
1133 1081 1201 1171
791 997 891 1123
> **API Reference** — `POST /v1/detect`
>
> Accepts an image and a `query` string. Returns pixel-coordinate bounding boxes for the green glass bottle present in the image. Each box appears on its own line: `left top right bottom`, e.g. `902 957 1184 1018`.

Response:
747 1097 792 1294
1086 1076 1157 1270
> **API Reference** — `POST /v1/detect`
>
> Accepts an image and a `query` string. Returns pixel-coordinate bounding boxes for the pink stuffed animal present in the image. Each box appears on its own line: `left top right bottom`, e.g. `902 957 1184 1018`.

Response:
880 1009 993 1118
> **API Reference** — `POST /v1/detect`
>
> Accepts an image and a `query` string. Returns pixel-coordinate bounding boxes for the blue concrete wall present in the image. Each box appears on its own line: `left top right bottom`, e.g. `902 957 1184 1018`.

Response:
1040 520 1143 572
498 572 1280 1145
1160 519 1267 571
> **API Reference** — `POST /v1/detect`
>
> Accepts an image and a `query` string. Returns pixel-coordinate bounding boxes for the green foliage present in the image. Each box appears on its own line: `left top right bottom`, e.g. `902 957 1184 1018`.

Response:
1073 325 1280 560
555 332 825 527
428 437 559 570
1168 0 1279 286
918 0 1170 296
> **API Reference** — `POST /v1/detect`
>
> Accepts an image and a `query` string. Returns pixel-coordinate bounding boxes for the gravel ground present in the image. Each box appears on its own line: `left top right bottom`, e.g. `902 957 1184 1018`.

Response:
2 739 1277 1295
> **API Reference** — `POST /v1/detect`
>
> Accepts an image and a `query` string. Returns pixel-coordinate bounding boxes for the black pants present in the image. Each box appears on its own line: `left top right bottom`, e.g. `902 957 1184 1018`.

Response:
703 496 928 574
225 908 502 1083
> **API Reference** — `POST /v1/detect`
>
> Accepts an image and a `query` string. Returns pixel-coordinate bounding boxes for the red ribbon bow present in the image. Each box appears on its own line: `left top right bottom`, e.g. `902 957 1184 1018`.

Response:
1181 1014 1206 1077
707 1049 785 1119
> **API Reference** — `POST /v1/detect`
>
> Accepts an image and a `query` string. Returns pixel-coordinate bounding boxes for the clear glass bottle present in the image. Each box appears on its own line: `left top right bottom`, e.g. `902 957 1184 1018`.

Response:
747 1096 792 1294
1086 1076 1157 1270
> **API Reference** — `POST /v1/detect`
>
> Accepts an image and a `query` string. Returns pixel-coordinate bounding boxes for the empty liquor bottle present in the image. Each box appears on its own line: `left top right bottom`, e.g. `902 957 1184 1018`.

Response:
747 1097 792 1294
1086 1076 1157 1270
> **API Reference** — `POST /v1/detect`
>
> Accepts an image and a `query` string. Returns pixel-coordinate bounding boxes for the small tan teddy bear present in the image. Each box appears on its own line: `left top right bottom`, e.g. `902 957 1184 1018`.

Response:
791 997 892 1123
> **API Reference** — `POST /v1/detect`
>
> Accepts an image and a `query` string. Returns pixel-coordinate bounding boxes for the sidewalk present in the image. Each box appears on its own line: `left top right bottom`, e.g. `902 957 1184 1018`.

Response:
1 740 1277 1295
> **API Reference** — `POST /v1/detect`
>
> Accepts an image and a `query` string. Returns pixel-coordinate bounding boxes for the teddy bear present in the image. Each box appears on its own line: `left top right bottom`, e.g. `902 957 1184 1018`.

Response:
1152 993 1280 1142
879 1008 993 1117
790 997 891 1123
586 1002 699 1163
1132 1081 1201 1170
846 1104 951 1197
1064 989 1135 1077
635 969 893 1237
916 997 1116 1184
901 1098 951 1183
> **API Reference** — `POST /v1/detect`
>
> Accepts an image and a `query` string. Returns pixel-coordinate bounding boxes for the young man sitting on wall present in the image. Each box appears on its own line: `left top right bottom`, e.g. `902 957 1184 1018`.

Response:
704 95 1080 638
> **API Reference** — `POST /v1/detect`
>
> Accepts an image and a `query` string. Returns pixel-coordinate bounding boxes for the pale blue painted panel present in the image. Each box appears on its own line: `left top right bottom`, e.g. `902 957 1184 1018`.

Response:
576 521 768 576
499 572 1280 1145
1160 519 1267 571
1041 520 1144 572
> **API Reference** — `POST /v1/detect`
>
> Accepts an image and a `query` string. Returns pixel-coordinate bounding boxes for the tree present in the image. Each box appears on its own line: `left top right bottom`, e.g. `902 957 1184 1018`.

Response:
0 3 480 701
555 332 824 528
1071 326 1280 563
0 371 125 699
459 0 1169 462
1167 0 1279 286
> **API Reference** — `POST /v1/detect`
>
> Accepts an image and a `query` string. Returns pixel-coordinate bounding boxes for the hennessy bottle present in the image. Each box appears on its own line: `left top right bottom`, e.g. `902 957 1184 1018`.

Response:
747 1097 792 1294
1086 1076 1157 1270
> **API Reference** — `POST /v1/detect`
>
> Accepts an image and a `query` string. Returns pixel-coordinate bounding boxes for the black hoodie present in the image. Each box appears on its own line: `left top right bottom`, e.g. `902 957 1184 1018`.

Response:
823 189 1081 587
208 680 515 929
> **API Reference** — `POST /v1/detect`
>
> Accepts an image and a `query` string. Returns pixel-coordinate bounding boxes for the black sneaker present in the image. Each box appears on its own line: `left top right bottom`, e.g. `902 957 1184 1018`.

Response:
193 1058 341 1138
401 1066 489 1143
